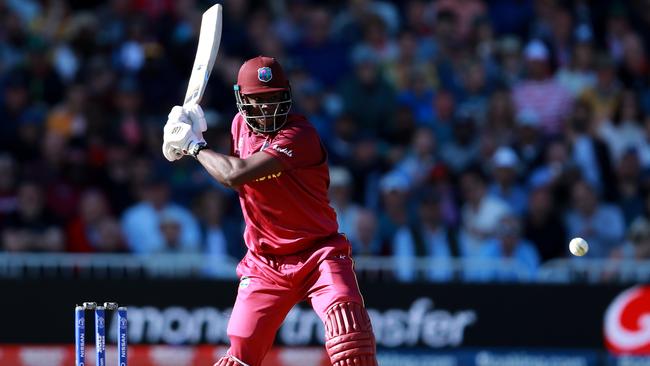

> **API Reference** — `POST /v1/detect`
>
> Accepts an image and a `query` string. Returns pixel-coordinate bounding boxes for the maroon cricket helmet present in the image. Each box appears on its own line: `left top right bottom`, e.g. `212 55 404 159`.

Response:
236 56 290 95
233 56 293 133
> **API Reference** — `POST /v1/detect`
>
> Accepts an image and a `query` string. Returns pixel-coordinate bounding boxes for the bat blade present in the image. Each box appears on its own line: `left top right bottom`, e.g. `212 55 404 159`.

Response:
183 3 223 110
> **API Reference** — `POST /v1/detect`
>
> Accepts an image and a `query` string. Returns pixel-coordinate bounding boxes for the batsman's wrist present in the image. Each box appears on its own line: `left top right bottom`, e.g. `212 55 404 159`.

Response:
188 141 209 159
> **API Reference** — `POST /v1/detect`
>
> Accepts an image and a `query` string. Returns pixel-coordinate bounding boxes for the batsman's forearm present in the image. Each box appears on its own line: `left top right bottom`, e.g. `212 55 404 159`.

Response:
196 149 245 188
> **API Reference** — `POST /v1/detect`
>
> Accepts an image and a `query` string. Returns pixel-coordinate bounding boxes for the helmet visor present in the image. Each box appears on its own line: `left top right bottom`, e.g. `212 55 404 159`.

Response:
234 86 292 133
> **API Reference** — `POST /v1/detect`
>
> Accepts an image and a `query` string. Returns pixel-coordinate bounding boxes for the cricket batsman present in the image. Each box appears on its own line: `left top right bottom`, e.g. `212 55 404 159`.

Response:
162 56 378 366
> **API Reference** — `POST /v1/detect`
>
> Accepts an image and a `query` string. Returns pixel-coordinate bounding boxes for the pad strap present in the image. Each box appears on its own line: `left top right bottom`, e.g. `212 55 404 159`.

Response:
213 355 250 366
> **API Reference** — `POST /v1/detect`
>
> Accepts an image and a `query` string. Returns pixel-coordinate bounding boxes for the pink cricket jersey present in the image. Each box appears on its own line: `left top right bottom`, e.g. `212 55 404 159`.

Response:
230 113 339 255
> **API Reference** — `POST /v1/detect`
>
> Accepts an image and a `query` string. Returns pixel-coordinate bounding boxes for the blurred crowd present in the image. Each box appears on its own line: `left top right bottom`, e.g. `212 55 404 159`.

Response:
1 0 650 282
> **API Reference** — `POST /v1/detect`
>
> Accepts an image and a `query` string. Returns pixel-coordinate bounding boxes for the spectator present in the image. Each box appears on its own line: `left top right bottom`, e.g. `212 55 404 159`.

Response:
598 89 645 163
10 106 46 164
194 189 244 259
396 68 436 128
604 4 632 63
358 14 399 64
291 7 350 88
158 208 197 253
329 166 361 245
349 208 383 256
523 184 567 262
434 0 486 42
485 88 516 145
457 61 491 124
512 40 573 136
0 72 30 148
46 82 88 140
0 154 17 220
22 37 64 105
325 113 357 165
110 78 145 148
348 135 384 209
613 217 650 261
94 218 124 254
565 180 625 258
614 149 644 225
2 181 64 252
395 127 439 190
618 33 647 93
66 189 124 252
605 217 650 282
496 36 524 86
339 45 397 137
440 112 480 173
488 146 527 215
431 89 456 143
566 99 617 200
292 79 332 144
638 114 650 170
579 54 622 124
458 167 511 257
512 108 545 173
555 30 597 97
392 192 454 282
377 171 411 250
546 6 573 67
528 139 577 202
467 215 540 282
121 179 201 254
331 0 400 44
386 30 437 93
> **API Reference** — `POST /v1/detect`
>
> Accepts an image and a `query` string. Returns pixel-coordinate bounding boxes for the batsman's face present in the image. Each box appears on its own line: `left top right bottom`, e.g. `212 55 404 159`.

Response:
243 91 286 127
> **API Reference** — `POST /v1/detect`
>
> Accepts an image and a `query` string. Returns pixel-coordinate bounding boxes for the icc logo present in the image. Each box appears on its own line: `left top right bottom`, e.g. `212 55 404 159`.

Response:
604 285 650 354
120 318 127 328
78 318 84 327
97 317 105 328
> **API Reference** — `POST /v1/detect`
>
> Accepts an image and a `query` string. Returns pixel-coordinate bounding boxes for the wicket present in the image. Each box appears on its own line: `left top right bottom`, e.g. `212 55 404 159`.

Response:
75 302 127 366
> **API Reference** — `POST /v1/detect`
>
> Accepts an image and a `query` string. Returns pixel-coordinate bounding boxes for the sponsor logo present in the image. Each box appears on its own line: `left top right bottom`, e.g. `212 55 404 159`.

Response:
19 347 67 366
118 298 476 347
150 346 195 366
239 276 251 288
96 335 105 353
285 297 476 348
121 306 232 344
332 254 348 260
604 286 650 355
78 333 84 357
254 171 282 182
272 144 293 157
258 67 273 82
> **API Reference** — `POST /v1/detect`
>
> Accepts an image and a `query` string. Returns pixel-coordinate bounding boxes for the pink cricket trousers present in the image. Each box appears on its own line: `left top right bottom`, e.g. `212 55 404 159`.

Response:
226 234 364 366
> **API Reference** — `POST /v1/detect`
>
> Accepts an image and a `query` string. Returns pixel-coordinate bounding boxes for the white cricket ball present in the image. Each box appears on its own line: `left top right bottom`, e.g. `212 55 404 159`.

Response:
569 237 589 256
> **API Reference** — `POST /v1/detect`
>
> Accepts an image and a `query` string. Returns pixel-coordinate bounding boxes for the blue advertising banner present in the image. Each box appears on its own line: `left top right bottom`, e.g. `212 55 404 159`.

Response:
0 278 647 359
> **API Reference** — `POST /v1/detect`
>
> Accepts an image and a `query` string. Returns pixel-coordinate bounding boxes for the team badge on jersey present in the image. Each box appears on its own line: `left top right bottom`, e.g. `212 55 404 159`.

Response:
257 67 272 82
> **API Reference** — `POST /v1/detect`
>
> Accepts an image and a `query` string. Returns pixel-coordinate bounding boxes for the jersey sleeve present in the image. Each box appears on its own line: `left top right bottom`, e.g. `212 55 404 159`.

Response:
263 121 324 169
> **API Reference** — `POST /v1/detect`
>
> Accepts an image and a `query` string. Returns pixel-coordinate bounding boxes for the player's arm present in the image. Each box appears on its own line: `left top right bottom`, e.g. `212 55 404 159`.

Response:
162 104 286 188
196 149 283 188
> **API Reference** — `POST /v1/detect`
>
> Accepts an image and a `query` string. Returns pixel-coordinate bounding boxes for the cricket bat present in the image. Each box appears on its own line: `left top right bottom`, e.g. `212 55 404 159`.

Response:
183 3 223 133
